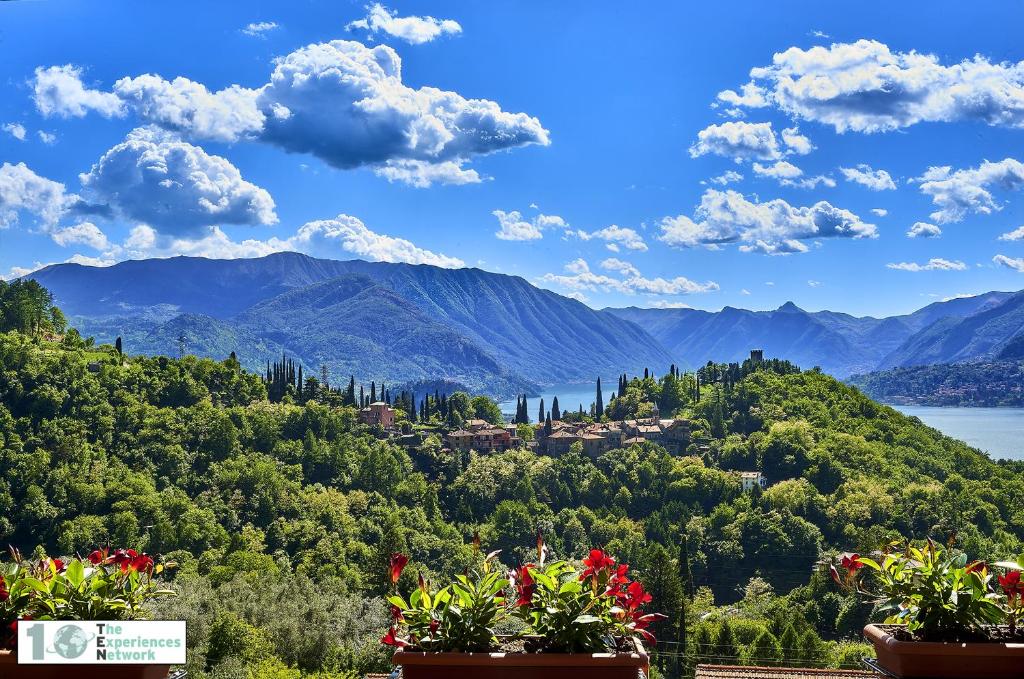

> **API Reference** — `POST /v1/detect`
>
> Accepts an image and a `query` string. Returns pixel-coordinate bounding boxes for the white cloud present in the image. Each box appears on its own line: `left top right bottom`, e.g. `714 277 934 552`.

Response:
78 127 277 236
572 224 647 251
599 258 640 277
887 258 967 272
753 160 802 180
242 21 279 37
707 170 743 186
689 121 783 162
33 41 547 186
37 131 57 145
870 208 888 217
2 123 26 141
780 127 813 155
50 221 109 249
658 188 874 255
998 225 1024 241
347 3 461 44
840 164 896 190
0 162 74 229
724 39 1024 133
994 254 1024 272
916 158 1024 224
646 300 695 309
375 159 482 187
113 74 265 143
540 258 717 297
33 65 125 118
907 221 941 238
740 288 751 295
807 279 822 287
715 82 769 109
287 215 464 267
493 209 566 241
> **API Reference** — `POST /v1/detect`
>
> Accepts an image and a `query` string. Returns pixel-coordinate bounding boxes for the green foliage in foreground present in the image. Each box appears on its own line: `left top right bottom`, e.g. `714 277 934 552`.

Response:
1 330 1024 676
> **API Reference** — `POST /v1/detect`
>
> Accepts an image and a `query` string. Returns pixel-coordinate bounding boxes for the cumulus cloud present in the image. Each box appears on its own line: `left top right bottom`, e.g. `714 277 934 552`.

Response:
242 21 279 37
78 127 277 236
0 162 74 229
870 208 888 217
721 39 1024 133
2 123 26 141
690 121 784 162
780 127 813 155
571 224 648 252
492 209 567 241
347 3 461 44
33 65 125 118
916 158 1024 224
287 215 464 267
539 258 717 297
113 75 265 143
658 189 874 255
998 225 1024 241
887 258 967 271
33 40 548 186
840 164 896 190
994 254 1024 272
37 131 57 145
374 159 482 187
707 170 743 186
750 160 833 189
907 221 941 238
50 221 109 249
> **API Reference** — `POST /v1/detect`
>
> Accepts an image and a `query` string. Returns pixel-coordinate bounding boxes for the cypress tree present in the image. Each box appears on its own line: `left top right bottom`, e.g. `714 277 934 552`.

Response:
347 376 356 406
515 396 522 423
115 336 123 356
538 398 545 425
551 396 561 420
595 377 604 419
359 385 365 408
644 367 649 380
371 381 377 402
297 365 304 401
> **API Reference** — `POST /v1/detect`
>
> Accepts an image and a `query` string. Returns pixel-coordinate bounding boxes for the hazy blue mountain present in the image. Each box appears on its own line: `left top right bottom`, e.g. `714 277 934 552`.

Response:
608 291 1017 378
877 291 1024 368
29 253 673 395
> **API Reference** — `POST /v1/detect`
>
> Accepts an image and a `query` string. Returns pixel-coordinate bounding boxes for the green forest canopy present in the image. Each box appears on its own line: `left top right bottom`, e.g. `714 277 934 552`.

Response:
1 295 1023 677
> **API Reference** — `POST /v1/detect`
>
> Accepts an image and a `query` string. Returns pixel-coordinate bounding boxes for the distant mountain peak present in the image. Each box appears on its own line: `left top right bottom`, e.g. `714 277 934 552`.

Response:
776 301 803 313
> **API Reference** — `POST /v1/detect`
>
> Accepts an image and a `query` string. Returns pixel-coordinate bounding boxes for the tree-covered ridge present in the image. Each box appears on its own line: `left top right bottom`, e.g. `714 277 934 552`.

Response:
0 279 66 337
2 321 1024 677
849 360 1024 407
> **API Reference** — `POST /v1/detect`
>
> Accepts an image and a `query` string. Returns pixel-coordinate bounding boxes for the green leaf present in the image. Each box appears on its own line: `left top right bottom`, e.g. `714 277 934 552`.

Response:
65 560 85 588
573 614 601 624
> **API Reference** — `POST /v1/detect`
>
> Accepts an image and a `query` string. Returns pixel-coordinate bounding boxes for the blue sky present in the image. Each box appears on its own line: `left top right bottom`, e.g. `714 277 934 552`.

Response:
3 0 1024 317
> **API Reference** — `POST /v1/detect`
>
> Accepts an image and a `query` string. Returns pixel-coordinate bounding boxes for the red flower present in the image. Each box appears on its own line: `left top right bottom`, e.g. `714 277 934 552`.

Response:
110 549 140 572
511 565 536 607
829 565 842 586
380 627 407 648
389 553 409 585
87 549 106 565
128 554 154 573
580 548 616 581
429 619 440 636
840 553 864 574
0 575 8 603
621 581 652 611
389 604 404 623
999 570 1023 599
51 558 65 573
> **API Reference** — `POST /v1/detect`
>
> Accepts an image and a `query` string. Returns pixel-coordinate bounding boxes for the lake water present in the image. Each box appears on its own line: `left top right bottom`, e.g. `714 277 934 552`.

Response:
501 386 1024 462
892 405 1024 461
499 381 609 420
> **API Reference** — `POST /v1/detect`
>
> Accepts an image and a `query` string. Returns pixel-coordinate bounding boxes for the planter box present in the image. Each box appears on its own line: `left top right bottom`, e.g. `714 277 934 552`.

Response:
394 640 649 679
0 650 171 679
864 624 1024 679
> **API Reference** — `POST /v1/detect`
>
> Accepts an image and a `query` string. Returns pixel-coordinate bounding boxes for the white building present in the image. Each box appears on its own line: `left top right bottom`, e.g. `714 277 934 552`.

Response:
739 471 766 492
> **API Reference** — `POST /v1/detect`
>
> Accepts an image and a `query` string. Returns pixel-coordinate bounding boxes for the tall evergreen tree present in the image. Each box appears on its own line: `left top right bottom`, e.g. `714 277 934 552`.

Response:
595 377 604 419
521 395 529 424
346 376 356 406
551 396 561 420
538 398 545 425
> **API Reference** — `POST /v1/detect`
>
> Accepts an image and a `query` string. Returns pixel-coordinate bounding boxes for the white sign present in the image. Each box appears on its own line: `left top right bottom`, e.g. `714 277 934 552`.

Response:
17 620 186 664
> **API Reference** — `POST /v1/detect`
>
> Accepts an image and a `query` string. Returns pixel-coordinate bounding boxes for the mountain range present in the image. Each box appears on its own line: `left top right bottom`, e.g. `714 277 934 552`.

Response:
28 253 673 397
27 252 1024 396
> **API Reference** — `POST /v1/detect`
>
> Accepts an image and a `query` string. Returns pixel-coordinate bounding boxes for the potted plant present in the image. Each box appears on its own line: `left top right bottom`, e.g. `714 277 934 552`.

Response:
0 547 177 679
831 540 1024 678
382 535 663 678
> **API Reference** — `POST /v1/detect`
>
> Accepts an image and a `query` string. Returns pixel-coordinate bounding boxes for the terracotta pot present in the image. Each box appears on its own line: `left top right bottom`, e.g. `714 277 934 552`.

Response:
0 650 172 679
864 624 1024 679
394 640 649 679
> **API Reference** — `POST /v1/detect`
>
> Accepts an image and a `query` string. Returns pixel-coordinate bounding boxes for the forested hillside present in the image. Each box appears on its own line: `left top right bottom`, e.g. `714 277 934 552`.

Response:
3 298 1024 676
849 361 1024 406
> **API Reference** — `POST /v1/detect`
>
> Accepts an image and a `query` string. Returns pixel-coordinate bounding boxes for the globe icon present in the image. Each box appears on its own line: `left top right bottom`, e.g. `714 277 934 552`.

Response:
51 624 91 659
